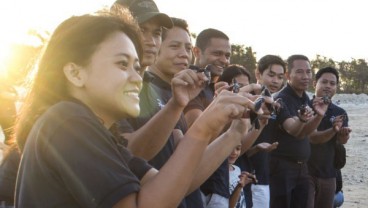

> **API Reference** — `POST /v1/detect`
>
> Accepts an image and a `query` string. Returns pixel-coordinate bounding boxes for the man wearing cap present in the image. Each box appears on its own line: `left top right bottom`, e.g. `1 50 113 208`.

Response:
114 0 172 68
114 1 206 207
113 0 188 160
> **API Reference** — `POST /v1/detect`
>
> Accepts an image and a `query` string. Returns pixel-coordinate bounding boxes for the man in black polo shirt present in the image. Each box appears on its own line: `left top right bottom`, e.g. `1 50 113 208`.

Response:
307 67 351 208
244 55 286 208
269 54 329 208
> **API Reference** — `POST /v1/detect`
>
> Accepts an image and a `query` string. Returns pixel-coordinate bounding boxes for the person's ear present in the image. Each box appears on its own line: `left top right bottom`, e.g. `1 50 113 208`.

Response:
63 63 86 87
255 70 261 81
192 46 201 59
285 71 290 80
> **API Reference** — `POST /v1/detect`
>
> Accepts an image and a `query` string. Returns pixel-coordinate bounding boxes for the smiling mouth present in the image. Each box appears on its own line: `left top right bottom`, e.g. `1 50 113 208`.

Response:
144 50 156 55
213 65 224 70
175 63 188 68
124 90 139 96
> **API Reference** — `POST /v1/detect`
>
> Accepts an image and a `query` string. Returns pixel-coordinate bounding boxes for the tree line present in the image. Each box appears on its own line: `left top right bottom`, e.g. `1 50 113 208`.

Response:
1 37 367 94
231 44 368 94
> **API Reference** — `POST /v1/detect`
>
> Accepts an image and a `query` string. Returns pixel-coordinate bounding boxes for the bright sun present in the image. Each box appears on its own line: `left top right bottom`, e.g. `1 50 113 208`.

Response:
0 0 112 78
0 43 12 76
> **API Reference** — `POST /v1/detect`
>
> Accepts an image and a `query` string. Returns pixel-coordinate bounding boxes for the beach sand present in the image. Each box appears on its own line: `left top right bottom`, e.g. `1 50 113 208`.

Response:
339 104 368 208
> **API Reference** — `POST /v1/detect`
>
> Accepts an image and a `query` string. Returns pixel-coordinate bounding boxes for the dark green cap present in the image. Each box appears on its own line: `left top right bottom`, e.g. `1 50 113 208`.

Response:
115 0 173 28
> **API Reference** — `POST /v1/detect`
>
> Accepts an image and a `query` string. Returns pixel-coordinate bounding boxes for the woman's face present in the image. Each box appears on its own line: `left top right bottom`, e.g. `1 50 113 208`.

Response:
235 74 250 87
81 32 143 125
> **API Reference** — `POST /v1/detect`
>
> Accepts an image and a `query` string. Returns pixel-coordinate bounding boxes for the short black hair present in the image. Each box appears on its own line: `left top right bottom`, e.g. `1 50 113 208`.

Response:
258 55 286 74
286 54 310 73
218 64 251 85
315 66 340 84
162 17 189 41
195 28 229 51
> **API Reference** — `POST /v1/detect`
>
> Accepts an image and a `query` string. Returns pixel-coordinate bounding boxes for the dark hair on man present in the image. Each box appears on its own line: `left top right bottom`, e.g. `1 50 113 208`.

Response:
195 28 229 51
218 64 251 85
258 55 286 74
286 54 310 73
162 17 189 41
315 66 340 84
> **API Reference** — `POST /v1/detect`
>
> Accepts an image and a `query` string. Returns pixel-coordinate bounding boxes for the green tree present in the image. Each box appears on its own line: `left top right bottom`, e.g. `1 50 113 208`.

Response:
338 61 354 93
351 59 368 93
311 55 336 71
310 55 337 92
230 44 257 82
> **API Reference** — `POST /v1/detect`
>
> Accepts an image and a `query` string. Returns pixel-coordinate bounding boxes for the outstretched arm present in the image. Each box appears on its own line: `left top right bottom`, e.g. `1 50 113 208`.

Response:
119 91 254 208
283 97 328 139
309 115 344 144
126 69 207 160
246 142 278 157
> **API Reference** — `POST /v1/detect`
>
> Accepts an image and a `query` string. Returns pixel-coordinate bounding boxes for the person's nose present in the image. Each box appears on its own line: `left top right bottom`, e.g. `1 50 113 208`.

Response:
143 33 156 47
271 76 279 84
302 71 311 79
219 55 230 66
130 68 143 86
178 47 190 59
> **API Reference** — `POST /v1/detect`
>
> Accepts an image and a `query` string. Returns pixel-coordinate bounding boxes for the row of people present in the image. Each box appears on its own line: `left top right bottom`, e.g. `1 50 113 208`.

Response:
0 0 351 207
0 1 268 207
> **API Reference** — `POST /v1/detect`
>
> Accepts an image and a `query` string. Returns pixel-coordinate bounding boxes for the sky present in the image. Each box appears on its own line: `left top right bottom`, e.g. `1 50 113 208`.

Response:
0 0 366 68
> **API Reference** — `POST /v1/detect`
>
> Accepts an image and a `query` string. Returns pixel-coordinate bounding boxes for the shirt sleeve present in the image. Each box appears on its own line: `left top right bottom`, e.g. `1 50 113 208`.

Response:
276 100 293 125
184 95 205 113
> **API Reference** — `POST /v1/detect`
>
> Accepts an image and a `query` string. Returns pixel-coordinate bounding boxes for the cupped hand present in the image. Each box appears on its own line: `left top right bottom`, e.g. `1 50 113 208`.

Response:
171 69 208 107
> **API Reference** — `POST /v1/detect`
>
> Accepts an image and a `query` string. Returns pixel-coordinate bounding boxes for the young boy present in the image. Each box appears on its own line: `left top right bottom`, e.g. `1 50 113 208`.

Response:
228 144 256 208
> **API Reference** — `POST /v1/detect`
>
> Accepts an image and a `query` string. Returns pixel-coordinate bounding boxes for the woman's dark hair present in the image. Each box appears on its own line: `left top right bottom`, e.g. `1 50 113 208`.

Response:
218 64 251 85
15 7 143 150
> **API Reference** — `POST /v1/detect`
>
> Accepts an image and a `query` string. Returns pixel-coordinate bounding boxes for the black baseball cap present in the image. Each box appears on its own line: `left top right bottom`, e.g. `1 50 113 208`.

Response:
114 0 173 28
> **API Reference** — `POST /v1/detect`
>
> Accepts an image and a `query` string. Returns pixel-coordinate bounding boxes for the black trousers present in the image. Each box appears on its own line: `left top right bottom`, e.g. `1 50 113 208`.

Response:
269 156 309 208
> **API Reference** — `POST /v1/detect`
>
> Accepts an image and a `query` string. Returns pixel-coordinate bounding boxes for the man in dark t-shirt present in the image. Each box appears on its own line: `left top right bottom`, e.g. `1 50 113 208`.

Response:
306 67 351 208
184 28 232 207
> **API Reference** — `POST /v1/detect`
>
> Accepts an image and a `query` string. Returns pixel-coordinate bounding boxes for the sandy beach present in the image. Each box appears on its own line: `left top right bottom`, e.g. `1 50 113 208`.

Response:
1 94 367 207
338 104 368 207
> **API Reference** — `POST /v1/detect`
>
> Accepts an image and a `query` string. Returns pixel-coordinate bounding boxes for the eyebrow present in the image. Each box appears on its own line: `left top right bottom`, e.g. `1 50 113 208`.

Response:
115 53 139 63
168 40 191 45
269 68 284 75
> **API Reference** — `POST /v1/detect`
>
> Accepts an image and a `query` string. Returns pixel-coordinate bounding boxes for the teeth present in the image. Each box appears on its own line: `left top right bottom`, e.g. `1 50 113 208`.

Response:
124 92 139 96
